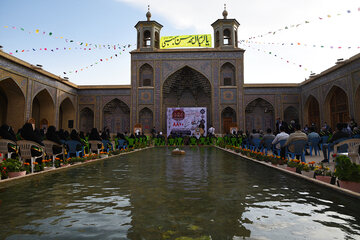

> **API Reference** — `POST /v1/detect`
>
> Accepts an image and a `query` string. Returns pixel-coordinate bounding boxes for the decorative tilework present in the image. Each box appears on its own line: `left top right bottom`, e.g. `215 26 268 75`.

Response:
138 89 153 104
220 88 237 104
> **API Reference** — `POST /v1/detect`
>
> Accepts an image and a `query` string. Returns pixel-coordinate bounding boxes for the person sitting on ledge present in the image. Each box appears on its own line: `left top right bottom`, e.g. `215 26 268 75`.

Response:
321 123 350 163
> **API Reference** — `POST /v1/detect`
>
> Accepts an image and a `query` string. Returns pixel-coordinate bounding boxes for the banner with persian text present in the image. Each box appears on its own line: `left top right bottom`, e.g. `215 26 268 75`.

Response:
160 34 212 49
167 107 207 137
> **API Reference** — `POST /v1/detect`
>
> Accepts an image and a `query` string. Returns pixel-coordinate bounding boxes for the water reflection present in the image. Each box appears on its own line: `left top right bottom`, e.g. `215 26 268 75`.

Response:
0 147 359 240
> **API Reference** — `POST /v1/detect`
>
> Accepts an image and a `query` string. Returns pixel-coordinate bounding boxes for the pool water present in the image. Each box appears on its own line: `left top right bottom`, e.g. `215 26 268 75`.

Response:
0 147 359 240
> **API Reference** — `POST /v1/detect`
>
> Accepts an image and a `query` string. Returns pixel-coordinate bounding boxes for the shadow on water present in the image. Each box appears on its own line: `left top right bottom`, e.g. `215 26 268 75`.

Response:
0 147 359 240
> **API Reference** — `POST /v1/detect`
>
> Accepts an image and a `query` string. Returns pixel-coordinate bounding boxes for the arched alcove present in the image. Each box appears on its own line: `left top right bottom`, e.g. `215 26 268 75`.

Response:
245 98 274 131
162 66 212 132
284 106 299 124
355 86 360 123
139 107 153 134
59 98 75 131
221 107 236 133
324 86 349 128
220 62 236 86
304 95 320 130
103 98 130 134
0 78 25 131
80 107 94 134
139 64 153 87
32 89 55 129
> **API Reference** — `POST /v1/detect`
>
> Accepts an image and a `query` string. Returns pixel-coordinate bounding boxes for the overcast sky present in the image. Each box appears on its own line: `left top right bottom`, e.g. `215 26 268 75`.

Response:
0 0 359 85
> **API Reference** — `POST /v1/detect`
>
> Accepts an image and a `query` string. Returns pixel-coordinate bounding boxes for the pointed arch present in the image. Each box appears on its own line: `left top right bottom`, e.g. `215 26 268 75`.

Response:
221 107 237 133
143 30 151 47
162 66 212 132
220 62 236 86
59 97 75 131
245 98 274 131
355 85 360 123
32 89 55 129
103 98 130 134
304 95 320 130
284 106 299 125
139 107 153 134
324 86 349 129
139 63 154 87
0 77 26 131
79 107 94 134
223 28 231 45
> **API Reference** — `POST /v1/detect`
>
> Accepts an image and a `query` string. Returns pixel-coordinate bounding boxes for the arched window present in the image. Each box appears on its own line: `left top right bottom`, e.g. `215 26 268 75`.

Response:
155 31 160 49
143 30 151 47
215 31 220 48
223 29 231 45
220 62 236 86
140 64 153 87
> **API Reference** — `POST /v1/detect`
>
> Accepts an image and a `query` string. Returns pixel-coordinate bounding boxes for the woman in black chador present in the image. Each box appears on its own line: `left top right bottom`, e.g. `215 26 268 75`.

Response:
46 125 63 155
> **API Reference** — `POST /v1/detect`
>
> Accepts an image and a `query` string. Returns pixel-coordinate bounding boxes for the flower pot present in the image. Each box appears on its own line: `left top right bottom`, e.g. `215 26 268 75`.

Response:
302 170 315 178
286 167 297 172
338 180 360 193
61 164 70 167
278 164 287 169
8 171 26 178
316 175 332 184
100 154 108 158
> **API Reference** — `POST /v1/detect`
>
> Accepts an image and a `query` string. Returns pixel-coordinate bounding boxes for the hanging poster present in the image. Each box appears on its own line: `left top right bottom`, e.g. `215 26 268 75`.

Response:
160 34 211 49
167 107 207 137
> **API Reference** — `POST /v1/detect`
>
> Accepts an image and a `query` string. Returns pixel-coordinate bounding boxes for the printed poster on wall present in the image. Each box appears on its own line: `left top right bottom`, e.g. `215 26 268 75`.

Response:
167 107 207 137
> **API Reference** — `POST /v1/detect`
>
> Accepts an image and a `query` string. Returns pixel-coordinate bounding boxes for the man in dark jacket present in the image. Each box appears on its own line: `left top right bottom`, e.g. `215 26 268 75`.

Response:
321 123 350 163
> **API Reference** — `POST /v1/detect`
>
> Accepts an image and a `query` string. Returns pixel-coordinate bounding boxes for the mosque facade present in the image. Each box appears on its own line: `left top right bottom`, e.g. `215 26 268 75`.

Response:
0 11 359 134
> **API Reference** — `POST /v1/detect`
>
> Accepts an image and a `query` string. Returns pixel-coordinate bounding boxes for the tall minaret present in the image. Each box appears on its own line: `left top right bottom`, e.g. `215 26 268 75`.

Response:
134 5 163 51
211 4 240 48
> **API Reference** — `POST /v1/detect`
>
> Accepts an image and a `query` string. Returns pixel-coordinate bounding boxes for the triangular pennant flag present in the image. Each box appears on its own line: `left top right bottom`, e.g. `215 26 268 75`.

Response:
21 28 24 31
49 32 52 35
36 29 39 33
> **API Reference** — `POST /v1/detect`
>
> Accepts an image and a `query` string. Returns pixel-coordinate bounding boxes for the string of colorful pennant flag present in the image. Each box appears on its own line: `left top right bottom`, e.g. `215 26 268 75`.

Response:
239 40 360 50
246 7 360 40
238 41 311 72
2 25 124 48
8 44 133 55
62 45 134 75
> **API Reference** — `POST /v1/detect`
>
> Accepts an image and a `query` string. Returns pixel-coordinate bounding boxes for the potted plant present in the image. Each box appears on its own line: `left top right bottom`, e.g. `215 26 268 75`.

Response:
334 155 360 193
286 159 300 172
301 162 315 178
314 163 334 184
0 158 26 178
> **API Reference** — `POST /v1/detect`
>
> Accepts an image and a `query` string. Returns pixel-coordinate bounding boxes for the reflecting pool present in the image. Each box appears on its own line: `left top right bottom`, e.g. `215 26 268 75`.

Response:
0 147 359 239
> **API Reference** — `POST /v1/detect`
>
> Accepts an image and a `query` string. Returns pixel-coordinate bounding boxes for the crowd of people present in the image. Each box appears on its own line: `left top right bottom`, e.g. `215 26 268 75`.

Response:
0 118 359 163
